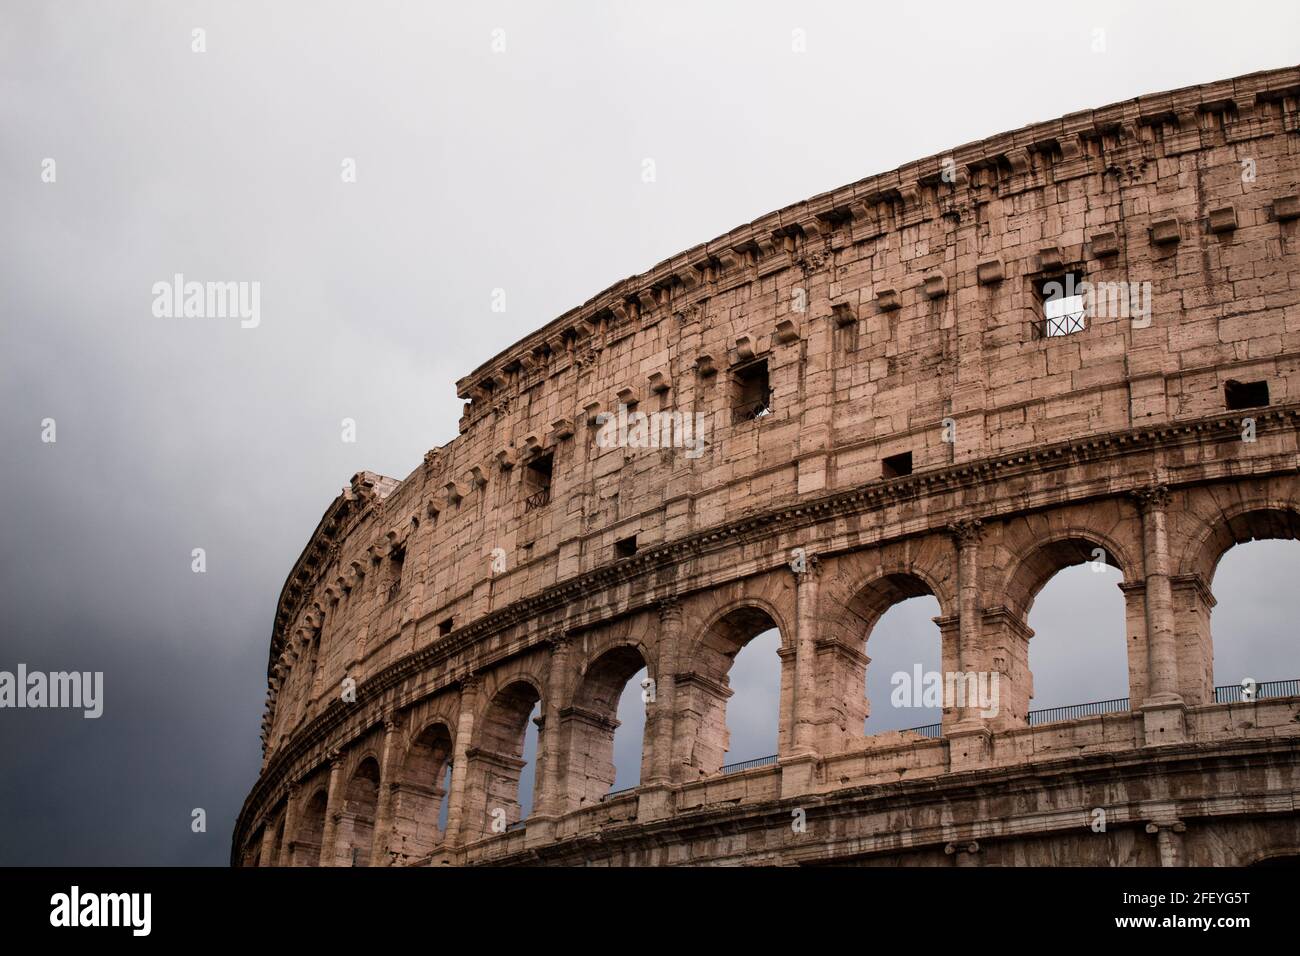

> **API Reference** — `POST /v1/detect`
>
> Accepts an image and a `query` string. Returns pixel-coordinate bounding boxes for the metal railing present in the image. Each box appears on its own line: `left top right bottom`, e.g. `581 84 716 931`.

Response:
601 785 638 801
720 753 778 774
524 488 551 512
1037 309 1086 338
1214 679 1300 703
901 722 942 738
1027 695 1131 726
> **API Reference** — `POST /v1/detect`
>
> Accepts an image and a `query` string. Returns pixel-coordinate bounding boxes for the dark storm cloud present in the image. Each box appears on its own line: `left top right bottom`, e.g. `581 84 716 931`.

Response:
1 1 1297 864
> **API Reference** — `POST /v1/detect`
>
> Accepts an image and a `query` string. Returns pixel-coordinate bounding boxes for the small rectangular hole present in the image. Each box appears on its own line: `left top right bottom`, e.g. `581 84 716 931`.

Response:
882 451 913 479
1224 379 1269 410
438 618 454 636
615 535 638 559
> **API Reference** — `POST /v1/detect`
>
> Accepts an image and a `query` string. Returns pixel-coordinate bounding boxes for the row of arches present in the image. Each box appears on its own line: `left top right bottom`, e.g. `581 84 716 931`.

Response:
244 492 1300 865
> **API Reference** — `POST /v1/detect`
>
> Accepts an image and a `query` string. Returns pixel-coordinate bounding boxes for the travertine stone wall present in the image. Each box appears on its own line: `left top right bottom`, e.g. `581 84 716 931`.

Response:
235 67 1300 867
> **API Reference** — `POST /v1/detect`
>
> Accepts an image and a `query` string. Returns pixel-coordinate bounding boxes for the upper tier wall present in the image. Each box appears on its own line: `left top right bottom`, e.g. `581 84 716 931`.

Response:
259 66 1300 753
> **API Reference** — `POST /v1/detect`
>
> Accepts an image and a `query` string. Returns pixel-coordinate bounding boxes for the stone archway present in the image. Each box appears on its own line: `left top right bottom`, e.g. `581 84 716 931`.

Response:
677 602 786 780
335 756 380 866
559 644 648 810
465 680 542 839
389 721 454 863
294 788 327 866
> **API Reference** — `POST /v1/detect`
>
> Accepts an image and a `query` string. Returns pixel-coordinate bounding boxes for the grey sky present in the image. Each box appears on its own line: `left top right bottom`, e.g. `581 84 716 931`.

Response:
1 1 1297 864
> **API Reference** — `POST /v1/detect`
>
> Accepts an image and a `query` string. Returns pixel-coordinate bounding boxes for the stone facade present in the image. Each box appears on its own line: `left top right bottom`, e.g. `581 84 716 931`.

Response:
234 66 1300 867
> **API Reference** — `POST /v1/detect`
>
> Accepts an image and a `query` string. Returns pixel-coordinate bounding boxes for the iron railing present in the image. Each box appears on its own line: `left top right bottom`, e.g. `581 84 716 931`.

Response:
1214 679 1300 703
602 785 638 801
902 722 942 738
1027 695 1131 725
1037 309 1086 338
524 488 551 512
720 753 778 774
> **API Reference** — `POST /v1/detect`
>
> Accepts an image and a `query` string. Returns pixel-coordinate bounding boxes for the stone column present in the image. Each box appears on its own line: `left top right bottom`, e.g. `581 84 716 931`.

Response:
948 519 986 732
530 633 572 837
442 675 481 846
790 555 821 755
257 819 278 867
639 600 680 821
1133 486 1182 705
278 783 299 867
317 751 344 866
1171 573 1215 705
368 714 402 866
1133 486 1187 745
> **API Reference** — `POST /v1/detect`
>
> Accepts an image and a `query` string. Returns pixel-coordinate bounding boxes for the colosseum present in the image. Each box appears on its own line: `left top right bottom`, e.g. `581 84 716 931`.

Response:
234 66 1300 867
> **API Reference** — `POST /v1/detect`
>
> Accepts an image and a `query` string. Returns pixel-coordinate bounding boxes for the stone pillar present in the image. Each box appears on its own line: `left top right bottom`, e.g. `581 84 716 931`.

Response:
640 600 681 821
648 600 681 785
317 751 344 867
1171 573 1215 706
256 820 277 867
950 520 985 730
791 554 821 754
528 633 572 841
443 676 481 846
1133 486 1182 705
278 783 299 867
368 714 403 866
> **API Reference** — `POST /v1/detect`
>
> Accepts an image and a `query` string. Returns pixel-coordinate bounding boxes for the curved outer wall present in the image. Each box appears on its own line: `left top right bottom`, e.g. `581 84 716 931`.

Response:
235 67 1300 867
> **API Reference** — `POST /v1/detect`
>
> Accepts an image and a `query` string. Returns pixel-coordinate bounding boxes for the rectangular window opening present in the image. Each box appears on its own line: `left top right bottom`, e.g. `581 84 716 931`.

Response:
524 452 553 511
1225 379 1269 410
731 360 772 423
615 535 638 559
882 451 913 479
1036 271 1087 338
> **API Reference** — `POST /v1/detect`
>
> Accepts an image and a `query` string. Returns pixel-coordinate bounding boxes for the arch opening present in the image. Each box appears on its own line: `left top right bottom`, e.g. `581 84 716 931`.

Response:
856 574 945 737
294 788 327 866
563 645 648 810
1208 534 1300 698
389 721 454 864
1020 540 1128 723
337 756 380 866
690 604 782 777
471 680 542 838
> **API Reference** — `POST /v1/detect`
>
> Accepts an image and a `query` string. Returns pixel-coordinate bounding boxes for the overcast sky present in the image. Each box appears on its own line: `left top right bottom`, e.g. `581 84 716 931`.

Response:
1 1 1297 864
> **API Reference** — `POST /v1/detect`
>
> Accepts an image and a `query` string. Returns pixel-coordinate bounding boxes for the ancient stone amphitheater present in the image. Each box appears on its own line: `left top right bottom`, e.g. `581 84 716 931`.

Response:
235 66 1300 867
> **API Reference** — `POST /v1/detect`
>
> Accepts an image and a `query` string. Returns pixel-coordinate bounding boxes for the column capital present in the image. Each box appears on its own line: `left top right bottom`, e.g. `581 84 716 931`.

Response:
1130 484 1170 513
382 713 403 736
947 517 984 545
657 598 684 623
542 628 574 651
326 749 344 768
